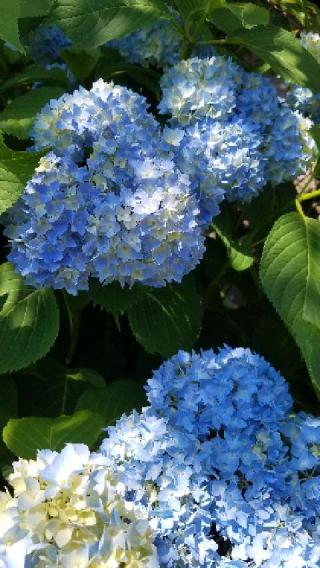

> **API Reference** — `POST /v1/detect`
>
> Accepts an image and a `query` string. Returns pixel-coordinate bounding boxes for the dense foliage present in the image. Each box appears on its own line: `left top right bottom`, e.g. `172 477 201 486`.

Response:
1 0 320 565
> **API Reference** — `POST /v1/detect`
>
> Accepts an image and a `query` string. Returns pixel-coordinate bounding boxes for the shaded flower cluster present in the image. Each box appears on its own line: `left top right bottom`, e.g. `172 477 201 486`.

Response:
1 347 320 566
159 56 314 223
0 444 158 567
109 19 183 69
25 25 71 66
5 80 205 294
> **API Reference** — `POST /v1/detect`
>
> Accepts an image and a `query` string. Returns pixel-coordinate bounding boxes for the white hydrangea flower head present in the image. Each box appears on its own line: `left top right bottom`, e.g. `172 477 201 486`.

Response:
0 444 159 568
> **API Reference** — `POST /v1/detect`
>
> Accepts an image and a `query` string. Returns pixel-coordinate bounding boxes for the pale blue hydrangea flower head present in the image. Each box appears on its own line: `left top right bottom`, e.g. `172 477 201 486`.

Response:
300 31 320 62
159 57 314 223
286 32 320 123
100 408 220 567
5 80 205 293
31 79 161 159
109 19 183 69
26 25 71 66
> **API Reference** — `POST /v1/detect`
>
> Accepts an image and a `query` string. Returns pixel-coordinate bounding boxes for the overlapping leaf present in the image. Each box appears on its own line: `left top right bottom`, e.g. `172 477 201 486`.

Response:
260 212 320 397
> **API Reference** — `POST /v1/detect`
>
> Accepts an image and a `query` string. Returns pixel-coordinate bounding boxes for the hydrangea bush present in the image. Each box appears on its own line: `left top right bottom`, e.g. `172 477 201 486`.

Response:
1 1 320 567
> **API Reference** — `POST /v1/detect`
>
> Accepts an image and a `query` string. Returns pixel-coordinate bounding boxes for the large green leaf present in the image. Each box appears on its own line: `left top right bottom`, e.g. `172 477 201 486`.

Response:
76 379 146 424
210 2 269 34
89 280 142 314
19 0 54 17
0 86 65 139
3 410 104 458
214 210 254 271
0 138 43 214
0 263 59 374
50 0 171 50
260 212 320 396
0 65 69 94
16 362 107 418
228 25 320 93
173 0 222 17
0 0 24 51
61 49 101 81
128 275 202 357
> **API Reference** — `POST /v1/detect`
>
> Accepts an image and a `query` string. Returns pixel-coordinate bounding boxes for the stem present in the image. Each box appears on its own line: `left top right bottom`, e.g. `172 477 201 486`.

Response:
197 39 231 46
61 375 69 415
295 198 305 219
297 188 320 203
63 291 81 366
295 188 320 218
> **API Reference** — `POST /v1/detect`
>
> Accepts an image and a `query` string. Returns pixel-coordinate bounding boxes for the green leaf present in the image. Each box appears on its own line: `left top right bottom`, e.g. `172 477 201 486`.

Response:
260 212 320 396
89 280 142 314
0 138 44 214
128 275 202 357
66 368 106 389
0 0 24 52
0 86 65 139
19 0 54 17
96 61 161 98
76 379 146 424
214 210 254 271
0 65 69 94
228 25 320 93
310 125 320 178
173 0 222 18
210 2 269 34
61 49 101 81
50 0 171 50
242 184 296 246
15 363 106 418
3 410 104 458
0 263 59 374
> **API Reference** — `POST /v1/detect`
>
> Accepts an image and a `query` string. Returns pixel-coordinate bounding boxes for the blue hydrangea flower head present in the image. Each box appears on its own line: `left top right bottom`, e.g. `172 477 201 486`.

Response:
146 345 292 443
159 57 314 221
110 18 183 69
6 80 205 293
144 347 320 566
26 25 71 66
